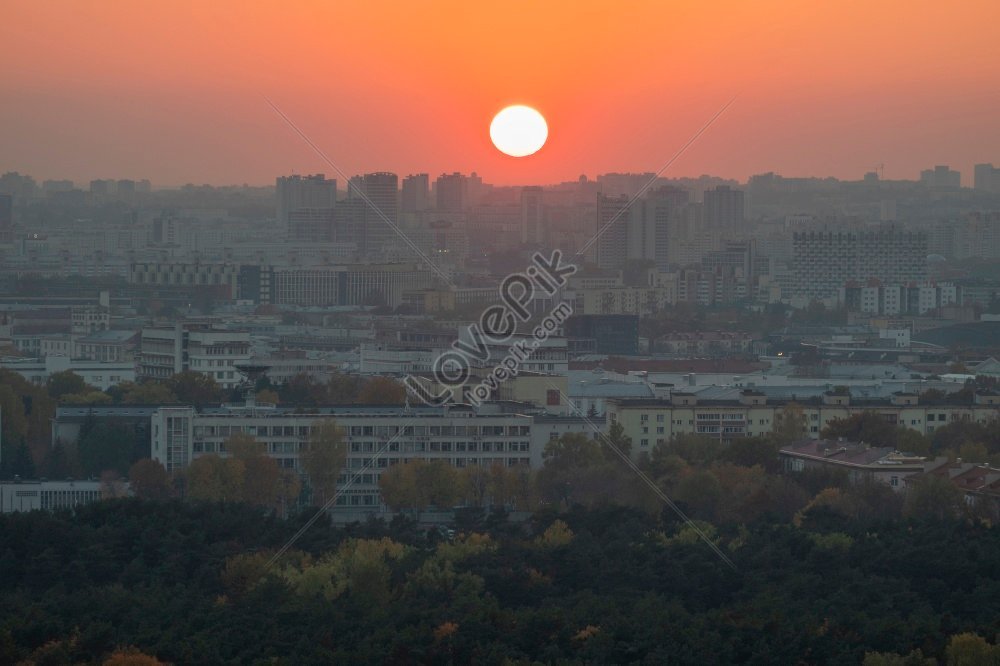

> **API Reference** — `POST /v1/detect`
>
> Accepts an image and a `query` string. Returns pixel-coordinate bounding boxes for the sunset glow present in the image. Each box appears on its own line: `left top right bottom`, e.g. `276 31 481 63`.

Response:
2 1 999 184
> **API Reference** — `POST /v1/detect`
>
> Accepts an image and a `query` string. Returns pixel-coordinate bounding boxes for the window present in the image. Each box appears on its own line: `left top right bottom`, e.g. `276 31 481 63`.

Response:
546 389 561 406
640 438 649 447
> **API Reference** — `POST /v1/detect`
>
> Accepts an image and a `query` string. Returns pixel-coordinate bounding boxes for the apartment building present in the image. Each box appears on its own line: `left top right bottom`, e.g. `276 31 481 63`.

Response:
138 323 251 388
607 390 1000 458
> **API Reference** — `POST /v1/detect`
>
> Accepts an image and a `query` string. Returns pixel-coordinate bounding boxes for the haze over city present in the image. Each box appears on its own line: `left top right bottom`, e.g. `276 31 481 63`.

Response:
3 2 1000 664
4 1 1000 186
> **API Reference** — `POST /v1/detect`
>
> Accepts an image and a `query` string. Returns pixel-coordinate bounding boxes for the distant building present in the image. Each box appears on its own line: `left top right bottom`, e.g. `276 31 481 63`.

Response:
349 172 398 256
780 439 925 491
276 174 336 235
791 229 928 301
564 314 640 355
974 163 1000 193
401 173 430 215
0 479 129 513
0 193 12 246
435 172 466 212
138 323 251 388
920 165 961 189
703 185 745 232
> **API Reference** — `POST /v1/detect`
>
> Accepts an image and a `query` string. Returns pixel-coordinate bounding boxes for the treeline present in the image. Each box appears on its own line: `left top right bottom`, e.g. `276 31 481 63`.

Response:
0 501 998 663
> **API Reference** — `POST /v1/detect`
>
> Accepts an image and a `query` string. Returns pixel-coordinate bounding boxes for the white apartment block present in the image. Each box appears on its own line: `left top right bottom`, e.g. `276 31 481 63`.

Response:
139 324 251 388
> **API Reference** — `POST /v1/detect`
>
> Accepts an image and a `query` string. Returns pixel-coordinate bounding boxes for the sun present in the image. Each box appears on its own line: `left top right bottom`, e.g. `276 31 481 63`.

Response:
490 105 548 157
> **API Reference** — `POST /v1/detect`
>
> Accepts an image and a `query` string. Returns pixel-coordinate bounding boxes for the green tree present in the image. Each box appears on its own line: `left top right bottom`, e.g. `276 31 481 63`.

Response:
301 419 347 506
904 474 965 519
78 421 135 477
604 421 632 460
821 411 899 447
46 370 89 399
773 402 808 445
166 371 223 405
121 382 178 405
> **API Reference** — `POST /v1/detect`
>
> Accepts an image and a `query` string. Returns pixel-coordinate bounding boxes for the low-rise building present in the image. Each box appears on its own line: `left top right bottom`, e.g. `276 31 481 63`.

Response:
780 438 925 490
0 478 129 513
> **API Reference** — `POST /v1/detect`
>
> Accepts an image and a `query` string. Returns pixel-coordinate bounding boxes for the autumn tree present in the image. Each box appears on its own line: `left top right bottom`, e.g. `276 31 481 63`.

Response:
301 419 347 506
224 432 284 509
128 459 172 499
357 376 406 405
186 454 245 502
772 402 808 445
379 459 463 512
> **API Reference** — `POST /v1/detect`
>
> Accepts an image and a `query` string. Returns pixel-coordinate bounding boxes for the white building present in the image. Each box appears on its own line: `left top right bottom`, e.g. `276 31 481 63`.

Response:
149 403 541 511
0 479 129 513
138 324 251 388
0 355 135 390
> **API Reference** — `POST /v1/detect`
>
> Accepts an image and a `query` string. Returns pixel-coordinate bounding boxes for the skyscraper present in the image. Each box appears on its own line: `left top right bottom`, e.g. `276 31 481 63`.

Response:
974 163 1000 193
349 172 398 257
0 194 12 246
703 185 745 232
521 186 544 245
435 172 466 212
276 174 337 234
401 173 430 215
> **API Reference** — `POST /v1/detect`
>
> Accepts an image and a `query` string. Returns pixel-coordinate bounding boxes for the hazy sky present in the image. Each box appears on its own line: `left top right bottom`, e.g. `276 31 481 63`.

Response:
3 1 999 187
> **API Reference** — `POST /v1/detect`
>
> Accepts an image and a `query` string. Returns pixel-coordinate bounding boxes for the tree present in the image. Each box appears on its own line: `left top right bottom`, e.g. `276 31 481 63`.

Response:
78 420 136 477
604 421 632 460
60 391 113 405
821 411 899 447
945 633 1000 665
301 419 347 506
280 373 327 406
121 382 178 405
255 389 280 405
327 373 364 403
772 402 808 445
224 433 285 509
541 432 604 472
46 370 89 399
128 459 171 499
166 371 223 405
379 460 463 512
186 454 245 502
904 474 965 519
721 436 780 471
357 376 406 405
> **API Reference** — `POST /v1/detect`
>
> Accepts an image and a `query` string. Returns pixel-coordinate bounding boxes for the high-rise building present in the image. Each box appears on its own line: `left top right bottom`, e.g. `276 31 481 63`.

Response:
920 165 961 189
791 229 928 301
401 173 430 215
0 194 12 246
435 172 466 211
595 195 630 270
703 185 745 232
288 208 336 243
276 174 337 234
521 186 544 245
974 163 1000 193
349 172 399 257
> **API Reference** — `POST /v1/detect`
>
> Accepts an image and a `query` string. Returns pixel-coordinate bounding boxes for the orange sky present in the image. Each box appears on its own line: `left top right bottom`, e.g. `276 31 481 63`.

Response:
2 1 999 187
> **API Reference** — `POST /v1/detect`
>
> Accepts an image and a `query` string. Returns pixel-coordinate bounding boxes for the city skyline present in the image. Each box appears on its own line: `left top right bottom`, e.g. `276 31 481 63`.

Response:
3 1 999 186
